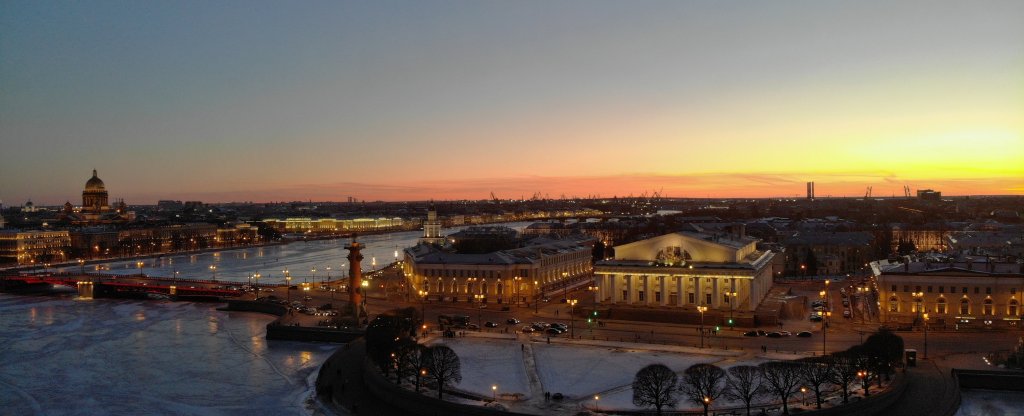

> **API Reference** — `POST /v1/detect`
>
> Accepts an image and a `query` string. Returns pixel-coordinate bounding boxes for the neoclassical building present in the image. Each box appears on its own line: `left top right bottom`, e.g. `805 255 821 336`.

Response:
593 231 775 312
875 259 1024 328
404 234 594 303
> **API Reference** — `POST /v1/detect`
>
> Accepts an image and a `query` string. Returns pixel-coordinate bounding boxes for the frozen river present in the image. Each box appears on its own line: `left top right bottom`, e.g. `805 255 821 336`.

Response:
0 294 338 416
2 222 534 415
57 222 534 284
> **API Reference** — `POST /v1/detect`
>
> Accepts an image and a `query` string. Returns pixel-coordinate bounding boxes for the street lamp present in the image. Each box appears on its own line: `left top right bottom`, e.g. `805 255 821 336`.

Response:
492 385 497 400
311 267 317 288
923 313 929 360
728 291 737 329
514 276 522 306
78 259 85 275
419 290 429 325
912 291 924 326
209 264 217 282
284 269 292 303
594 395 600 412
568 299 578 338
136 261 144 276
697 305 708 348
562 272 569 302
253 272 261 300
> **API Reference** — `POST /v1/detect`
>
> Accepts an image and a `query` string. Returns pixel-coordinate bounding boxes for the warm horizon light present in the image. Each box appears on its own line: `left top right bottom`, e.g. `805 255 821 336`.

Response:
2 1 1022 205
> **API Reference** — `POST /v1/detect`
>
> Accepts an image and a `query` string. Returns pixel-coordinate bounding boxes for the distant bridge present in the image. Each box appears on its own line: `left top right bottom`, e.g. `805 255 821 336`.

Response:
0 273 245 300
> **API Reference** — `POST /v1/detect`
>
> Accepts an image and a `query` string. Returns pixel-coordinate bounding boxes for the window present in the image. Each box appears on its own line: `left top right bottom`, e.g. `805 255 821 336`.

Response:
986 287 992 295
927 286 933 293
638 291 645 302
937 298 946 314
904 285 910 293
688 293 695 303
891 285 897 292
889 296 899 312
915 286 922 293
984 299 994 316
939 286 944 294
1012 288 1017 295
655 292 662 302
962 287 968 294
960 299 970 315
724 294 731 304
622 290 628 301
974 287 980 294
1011 299 1019 316
706 293 713 305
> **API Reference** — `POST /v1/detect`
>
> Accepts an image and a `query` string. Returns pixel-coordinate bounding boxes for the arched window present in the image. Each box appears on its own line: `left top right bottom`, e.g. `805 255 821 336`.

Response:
437 278 443 293
889 296 899 312
449 279 457 294
497 282 503 295
424 280 430 292
936 298 946 314
1010 299 1019 316
984 299 994 316
960 299 970 315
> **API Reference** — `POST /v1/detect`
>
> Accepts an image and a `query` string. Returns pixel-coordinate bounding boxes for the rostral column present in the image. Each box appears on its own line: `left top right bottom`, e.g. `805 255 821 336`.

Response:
345 235 364 320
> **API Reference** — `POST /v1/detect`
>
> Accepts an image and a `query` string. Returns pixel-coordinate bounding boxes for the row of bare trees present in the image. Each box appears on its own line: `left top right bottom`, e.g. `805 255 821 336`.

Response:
633 329 905 416
366 308 464 399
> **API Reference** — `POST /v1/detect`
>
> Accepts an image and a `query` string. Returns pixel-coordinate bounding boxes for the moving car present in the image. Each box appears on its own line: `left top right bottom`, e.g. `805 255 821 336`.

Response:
797 331 813 337
743 330 759 337
766 332 783 338
506 318 521 325
521 326 535 333
484 321 499 328
545 327 565 335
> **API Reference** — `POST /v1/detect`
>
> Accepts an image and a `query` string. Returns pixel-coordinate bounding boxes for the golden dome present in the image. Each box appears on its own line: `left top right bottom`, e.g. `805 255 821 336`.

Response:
84 169 106 191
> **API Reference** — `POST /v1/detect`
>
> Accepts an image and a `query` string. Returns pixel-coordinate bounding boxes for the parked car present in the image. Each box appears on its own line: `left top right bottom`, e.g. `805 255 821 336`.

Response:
797 331 813 338
545 327 564 335
811 300 825 307
779 331 792 336
757 330 768 337
521 326 535 333
743 330 759 337
507 318 521 325
809 315 823 322
484 321 499 328
766 332 783 338
550 323 568 330
843 309 851 318
466 324 480 330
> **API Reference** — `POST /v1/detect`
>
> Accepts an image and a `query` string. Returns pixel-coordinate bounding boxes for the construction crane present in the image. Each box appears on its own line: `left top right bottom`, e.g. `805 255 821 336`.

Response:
864 186 873 198
904 185 912 198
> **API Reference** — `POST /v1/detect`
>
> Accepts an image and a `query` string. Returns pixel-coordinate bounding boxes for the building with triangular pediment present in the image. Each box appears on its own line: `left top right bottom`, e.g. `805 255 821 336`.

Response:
593 230 775 325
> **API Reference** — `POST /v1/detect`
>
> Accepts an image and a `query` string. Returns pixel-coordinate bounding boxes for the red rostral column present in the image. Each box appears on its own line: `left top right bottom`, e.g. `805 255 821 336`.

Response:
345 235 364 321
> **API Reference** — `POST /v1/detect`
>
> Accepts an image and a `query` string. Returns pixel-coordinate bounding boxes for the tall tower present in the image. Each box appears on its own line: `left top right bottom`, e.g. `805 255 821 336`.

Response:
420 202 445 245
345 236 364 321
806 182 815 200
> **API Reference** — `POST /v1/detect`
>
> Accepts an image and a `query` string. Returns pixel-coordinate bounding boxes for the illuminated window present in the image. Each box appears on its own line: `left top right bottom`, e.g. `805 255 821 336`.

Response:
936 298 946 314
984 299 994 316
960 299 970 315
1010 299 1019 316
889 296 898 312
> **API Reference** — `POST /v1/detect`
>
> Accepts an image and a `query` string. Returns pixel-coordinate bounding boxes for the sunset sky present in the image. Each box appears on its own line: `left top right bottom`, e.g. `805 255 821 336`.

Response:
2 1 1022 205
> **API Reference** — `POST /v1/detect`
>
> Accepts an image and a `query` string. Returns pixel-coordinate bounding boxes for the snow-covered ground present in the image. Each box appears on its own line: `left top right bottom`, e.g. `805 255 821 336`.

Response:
956 389 1024 416
432 337 532 399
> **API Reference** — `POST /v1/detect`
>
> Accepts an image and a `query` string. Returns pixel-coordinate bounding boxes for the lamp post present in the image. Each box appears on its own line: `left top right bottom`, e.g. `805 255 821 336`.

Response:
78 259 85 275
284 269 292 303
419 290 429 324
569 299 578 338
562 272 569 302
492 385 497 400
923 312 929 360
728 291 737 329
514 276 522 306
209 264 217 282
594 395 600 412
311 267 317 288
912 291 924 326
253 272 261 300
697 305 708 348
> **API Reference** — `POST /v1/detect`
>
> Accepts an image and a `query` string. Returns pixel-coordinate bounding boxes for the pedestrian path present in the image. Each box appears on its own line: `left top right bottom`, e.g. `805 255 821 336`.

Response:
883 360 960 416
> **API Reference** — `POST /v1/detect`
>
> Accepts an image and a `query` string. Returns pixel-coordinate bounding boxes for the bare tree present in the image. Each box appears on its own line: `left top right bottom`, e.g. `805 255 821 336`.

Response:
680 363 728 416
759 361 803 415
829 353 860 404
725 365 767 416
799 358 833 409
632 364 679 416
423 345 462 399
396 341 428 391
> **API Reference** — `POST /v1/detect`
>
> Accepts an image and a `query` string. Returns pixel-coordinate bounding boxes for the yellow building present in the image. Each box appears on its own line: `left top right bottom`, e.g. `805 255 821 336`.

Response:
875 259 1024 328
593 231 775 312
0 230 71 265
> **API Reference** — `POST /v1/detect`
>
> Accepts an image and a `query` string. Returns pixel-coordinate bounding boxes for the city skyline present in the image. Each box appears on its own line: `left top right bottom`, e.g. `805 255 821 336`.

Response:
3 1 1023 204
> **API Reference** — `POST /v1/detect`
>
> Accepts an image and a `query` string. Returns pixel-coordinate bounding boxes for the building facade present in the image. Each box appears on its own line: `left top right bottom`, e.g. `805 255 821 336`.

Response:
404 235 594 304
593 231 775 312
875 260 1024 328
0 230 71 265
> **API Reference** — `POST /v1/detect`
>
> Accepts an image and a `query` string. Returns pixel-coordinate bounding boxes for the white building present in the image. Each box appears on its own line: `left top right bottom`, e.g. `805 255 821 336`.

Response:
593 231 775 312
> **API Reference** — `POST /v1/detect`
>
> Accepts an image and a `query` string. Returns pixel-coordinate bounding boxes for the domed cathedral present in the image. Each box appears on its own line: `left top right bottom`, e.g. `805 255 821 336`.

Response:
67 169 130 225
82 169 109 214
